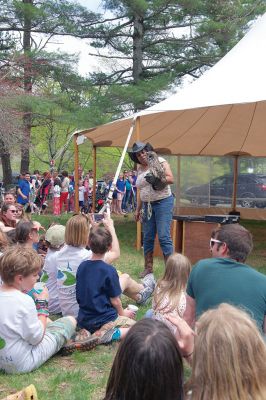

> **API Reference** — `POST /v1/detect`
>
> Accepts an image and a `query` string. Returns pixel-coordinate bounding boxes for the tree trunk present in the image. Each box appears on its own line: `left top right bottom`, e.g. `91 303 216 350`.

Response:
132 11 144 111
21 0 33 173
0 138 12 187
21 112 31 173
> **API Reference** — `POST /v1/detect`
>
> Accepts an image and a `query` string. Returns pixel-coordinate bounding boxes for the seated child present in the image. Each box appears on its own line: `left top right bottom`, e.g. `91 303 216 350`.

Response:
55 214 154 319
76 226 136 343
152 253 191 334
0 245 76 374
42 224 66 315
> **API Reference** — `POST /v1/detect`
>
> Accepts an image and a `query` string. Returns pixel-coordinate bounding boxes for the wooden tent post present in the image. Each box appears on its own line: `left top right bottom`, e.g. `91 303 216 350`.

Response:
136 117 142 251
92 146 97 212
176 156 181 209
74 133 79 213
231 155 239 211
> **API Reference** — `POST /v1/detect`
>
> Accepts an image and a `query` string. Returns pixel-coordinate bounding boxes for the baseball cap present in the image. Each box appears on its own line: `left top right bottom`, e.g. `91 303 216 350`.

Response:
45 225 65 248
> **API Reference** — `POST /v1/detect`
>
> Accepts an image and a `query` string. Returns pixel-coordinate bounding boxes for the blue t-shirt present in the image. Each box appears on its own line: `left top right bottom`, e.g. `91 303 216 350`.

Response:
76 259 122 333
17 179 31 205
116 179 125 192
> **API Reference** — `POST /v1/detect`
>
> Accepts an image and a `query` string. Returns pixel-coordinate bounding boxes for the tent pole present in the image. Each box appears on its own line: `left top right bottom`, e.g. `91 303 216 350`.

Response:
74 133 79 213
99 117 137 215
231 155 239 211
176 156 181 209
136 116 142 251
92 146 96 212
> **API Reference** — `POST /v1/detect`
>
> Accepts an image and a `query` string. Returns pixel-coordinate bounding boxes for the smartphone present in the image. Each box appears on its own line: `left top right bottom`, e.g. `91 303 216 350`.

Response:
94 213 104 222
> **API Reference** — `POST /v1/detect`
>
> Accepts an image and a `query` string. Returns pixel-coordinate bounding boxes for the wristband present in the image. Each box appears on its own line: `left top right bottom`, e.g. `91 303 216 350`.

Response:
35 299 49 317
35 299 48 308
37 309 49 317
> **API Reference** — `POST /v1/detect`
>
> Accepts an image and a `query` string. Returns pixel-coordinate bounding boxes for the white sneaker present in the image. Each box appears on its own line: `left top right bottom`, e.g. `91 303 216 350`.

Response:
136 286 153 305
141 273 156 290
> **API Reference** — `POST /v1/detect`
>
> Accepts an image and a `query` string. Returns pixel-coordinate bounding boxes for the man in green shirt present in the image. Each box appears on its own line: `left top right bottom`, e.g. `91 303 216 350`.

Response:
185 224 266 334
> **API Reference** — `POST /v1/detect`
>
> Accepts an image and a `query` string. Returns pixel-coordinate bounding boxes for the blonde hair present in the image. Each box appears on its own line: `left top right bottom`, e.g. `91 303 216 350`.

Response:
188 303 266 400
153 253 191 313
0 228 9 251
65 214 90 247
0 245 43 285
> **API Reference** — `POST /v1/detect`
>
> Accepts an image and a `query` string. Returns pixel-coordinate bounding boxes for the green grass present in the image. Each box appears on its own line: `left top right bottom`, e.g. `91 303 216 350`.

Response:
0 215 266 399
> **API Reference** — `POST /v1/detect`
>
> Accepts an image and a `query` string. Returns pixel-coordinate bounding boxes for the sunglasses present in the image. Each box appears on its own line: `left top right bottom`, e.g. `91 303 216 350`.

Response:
9 209 17 213
210 238 223 247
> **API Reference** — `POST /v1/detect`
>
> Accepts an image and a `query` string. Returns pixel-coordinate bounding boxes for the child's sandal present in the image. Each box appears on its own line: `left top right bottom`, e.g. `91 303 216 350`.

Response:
59 335 99 356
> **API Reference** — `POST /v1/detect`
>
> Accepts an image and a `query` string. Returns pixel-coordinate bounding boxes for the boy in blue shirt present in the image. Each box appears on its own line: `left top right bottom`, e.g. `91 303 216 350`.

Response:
76 225 136 343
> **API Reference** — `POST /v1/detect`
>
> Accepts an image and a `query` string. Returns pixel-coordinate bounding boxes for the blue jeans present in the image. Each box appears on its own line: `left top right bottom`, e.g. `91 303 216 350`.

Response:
122 190 131 211
143 195 174 256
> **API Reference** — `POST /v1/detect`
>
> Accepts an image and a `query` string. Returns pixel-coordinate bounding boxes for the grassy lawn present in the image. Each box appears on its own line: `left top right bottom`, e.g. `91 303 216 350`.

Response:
0 215 266 399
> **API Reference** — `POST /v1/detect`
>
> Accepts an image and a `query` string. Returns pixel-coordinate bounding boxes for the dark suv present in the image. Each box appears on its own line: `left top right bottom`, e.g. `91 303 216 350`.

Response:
184 173 266 208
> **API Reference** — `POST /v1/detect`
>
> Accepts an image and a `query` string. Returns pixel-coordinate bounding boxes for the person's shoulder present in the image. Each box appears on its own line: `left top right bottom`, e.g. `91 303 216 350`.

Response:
243 262 266 279
100 259 117 273
192 257 214 269
188 258 217 279
78 259 92 270
45 248 58 262
11 290 34 306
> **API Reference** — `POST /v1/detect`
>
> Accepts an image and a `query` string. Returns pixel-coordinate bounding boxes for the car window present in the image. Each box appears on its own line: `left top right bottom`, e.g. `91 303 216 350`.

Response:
239 175 253 183
255 176 266 185
211 176 232 186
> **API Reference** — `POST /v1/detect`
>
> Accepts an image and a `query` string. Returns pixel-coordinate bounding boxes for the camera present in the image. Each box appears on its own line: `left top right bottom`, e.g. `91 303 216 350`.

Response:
94 213 104 222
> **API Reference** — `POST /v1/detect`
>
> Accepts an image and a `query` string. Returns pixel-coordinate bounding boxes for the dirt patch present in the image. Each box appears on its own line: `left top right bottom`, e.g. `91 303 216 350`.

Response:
53 356 77 368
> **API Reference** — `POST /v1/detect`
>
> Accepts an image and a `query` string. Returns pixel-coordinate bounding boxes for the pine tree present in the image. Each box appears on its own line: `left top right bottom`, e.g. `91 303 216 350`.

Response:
86 0 265 114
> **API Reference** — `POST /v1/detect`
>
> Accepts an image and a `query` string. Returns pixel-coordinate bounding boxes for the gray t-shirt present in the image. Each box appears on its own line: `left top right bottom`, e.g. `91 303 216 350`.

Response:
136 157 171 202
55 245 92 317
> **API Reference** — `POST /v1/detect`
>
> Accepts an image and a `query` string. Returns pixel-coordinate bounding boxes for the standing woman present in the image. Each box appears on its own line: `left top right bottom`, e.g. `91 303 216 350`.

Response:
38 171 52 212
128 142 174 277
60 171 70 214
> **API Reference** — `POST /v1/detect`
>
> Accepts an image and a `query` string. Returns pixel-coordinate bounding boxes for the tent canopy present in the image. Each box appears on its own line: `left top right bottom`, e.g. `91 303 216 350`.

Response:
80 13 266 157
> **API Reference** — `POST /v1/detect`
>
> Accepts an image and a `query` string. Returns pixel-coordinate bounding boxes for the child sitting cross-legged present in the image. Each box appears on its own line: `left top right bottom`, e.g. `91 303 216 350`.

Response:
76 225 136 344
0 245 76 374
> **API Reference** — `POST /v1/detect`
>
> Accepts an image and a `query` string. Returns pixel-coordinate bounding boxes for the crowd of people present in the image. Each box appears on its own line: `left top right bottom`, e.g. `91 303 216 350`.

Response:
1 170 75 216
0 143 266 400
1 168 140 218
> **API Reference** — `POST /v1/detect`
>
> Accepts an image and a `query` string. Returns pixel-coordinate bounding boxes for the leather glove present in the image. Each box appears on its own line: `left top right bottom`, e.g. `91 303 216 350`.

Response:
145 173 157 185
145 173 167 191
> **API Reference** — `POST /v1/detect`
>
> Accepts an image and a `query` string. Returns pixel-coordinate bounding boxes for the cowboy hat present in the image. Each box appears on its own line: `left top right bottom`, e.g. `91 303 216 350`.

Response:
128 142 154 163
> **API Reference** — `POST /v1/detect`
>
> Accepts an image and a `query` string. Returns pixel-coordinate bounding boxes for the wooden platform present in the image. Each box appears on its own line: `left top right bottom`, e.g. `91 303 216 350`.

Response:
154 219 218 264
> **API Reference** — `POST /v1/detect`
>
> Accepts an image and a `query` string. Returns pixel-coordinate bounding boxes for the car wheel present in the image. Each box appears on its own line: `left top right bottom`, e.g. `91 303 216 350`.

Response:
256 202 266 209
240 193 256 208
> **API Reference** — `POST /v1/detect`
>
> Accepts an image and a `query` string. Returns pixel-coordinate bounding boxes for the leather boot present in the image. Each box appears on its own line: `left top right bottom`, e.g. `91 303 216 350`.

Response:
163 254 171 266
139 252 153 278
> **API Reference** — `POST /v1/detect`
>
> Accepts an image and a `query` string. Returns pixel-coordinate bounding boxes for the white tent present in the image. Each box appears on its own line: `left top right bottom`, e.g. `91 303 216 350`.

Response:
81 12 266 157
